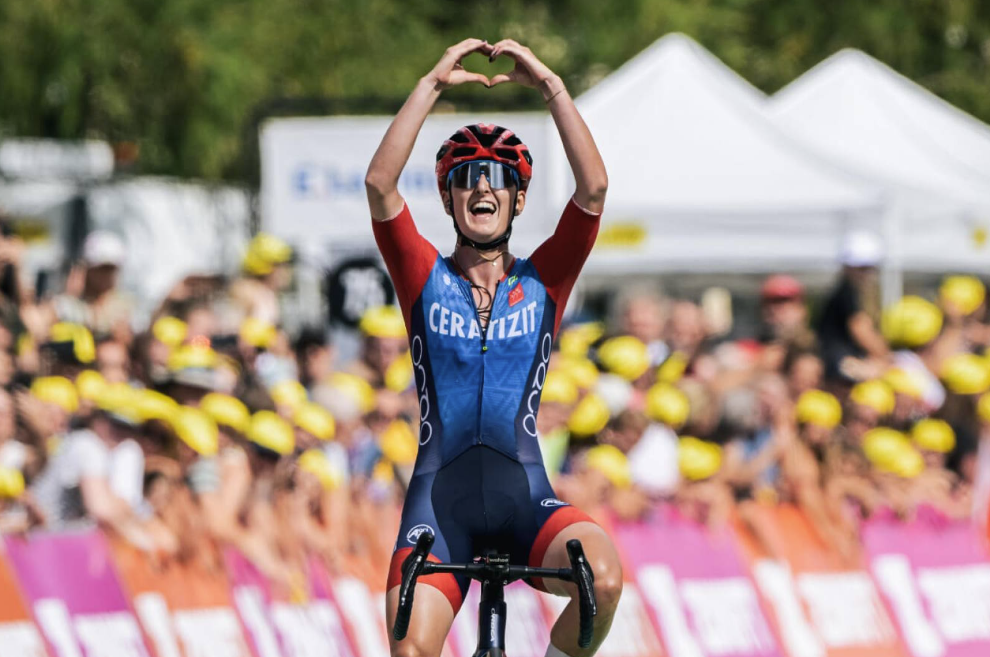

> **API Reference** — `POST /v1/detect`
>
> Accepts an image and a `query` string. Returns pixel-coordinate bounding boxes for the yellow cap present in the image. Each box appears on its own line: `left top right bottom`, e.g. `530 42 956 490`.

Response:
325 373 377 415
31 376 79 414
559 322 605 358
270 379 307 412
850 380 896 415
678 436 723 481
384 352 414 392
567 393 610 437
890 446 925 478
585 444 632 488
240 317 277 349
645 383 690 428
556 356 599 390
199 393 251 434
152 317 187 349
49 322 96 364
167 344 219 373
940 276 986 316
541 371 579 405
940 353 990 395
881 296 943 348
75 370 107 402
359 306 407 339
598 336 650 381
884 368 924 399
380 420 418 465
911 418 955 453
795 390 842 429
297 449 345 491
294 402 335 441
135 389 179 424
247 410 295 455
172 406 219 456
372 459 396 484
95 383 141 423
0 467 25 498
243 233 292 275
862 427 910 469
657 352 688 384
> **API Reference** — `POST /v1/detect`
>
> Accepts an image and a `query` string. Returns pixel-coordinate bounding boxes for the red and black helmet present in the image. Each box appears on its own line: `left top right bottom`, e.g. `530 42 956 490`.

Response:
435 124 533 198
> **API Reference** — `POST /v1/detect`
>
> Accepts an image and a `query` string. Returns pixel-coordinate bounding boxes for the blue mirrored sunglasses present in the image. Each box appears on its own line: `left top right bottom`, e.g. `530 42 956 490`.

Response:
447 160 519 190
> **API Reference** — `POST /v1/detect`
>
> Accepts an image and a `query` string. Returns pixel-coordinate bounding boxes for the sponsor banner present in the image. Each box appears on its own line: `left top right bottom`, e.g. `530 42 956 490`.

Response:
4 530 152 657
109 538 253 657
225 549 358 657
0 545 48 657
617 513 784 657
863 517 990 657
735 505 905 657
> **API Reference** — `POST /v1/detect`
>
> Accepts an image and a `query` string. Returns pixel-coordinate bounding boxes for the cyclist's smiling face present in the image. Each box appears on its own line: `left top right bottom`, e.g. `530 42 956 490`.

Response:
444 172 526 244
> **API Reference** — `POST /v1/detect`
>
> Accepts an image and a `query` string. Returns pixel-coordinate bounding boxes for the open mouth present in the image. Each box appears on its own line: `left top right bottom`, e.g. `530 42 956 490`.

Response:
469 200 497 219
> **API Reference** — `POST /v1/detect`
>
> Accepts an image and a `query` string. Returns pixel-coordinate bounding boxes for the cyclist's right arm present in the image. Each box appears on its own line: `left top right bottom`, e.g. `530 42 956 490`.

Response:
365 38 492 221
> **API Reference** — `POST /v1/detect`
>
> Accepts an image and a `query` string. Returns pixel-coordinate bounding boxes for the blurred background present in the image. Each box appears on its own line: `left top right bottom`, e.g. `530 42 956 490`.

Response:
2 3 990 657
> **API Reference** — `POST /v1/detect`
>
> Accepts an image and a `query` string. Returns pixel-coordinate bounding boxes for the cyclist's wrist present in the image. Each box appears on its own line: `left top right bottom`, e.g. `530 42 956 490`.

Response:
539 75 566 103
420 74 447 94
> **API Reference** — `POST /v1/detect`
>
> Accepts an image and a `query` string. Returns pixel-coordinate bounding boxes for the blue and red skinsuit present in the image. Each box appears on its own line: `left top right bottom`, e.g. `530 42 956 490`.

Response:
375 198 600 612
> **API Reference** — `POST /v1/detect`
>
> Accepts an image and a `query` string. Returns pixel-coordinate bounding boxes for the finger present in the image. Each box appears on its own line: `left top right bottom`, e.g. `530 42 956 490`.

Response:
451 71 491 87
488 73 513 87
446 38 491 62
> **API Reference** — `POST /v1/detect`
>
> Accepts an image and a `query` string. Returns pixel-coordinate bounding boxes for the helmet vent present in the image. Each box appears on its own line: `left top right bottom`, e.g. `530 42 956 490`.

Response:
502 135 522 146
494 148 520 161
448 131 470 144
451 147 477 158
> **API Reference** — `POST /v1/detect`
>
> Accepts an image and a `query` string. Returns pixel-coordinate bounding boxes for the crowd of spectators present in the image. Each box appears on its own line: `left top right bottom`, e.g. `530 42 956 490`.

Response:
0 222 987 587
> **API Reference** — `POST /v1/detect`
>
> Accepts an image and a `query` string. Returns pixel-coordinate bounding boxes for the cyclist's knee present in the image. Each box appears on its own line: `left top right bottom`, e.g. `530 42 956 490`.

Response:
591 558 623 612
392 641 433 657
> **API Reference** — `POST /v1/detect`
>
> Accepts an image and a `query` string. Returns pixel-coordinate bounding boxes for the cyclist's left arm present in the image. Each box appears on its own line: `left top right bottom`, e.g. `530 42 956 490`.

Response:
489 40 608 213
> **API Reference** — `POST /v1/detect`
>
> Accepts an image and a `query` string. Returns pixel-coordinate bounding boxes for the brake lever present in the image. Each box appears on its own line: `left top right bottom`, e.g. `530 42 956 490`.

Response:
393 531 435 641
566 539 597 648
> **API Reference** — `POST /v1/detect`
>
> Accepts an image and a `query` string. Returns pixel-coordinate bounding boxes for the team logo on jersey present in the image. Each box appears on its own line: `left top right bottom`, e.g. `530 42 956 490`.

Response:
541 498 568 508
506 275 518 286
406 524 434 543
509 283 525 307
428 301 538 340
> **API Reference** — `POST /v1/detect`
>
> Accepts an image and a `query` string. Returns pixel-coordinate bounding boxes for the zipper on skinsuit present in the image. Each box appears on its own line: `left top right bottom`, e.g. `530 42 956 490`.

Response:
450 260 507 447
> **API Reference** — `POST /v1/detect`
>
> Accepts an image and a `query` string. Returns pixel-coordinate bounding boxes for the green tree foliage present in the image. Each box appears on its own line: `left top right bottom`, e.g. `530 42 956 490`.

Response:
1 0 987 181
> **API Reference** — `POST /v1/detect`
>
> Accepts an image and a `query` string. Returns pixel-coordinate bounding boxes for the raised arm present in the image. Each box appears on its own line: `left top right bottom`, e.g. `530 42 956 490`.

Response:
365 38 493 221
489 40 608 213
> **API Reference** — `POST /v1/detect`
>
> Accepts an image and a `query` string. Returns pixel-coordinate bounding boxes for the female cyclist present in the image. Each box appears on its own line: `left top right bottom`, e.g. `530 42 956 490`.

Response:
366 38 621 657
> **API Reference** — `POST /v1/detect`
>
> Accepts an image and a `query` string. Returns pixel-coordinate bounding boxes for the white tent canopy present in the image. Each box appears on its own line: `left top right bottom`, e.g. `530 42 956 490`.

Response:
769 49 990 277
548 33 882 274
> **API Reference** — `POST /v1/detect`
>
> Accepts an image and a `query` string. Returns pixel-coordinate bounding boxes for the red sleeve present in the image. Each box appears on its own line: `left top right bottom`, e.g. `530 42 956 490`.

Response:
372 204 439 332
529 197 601 334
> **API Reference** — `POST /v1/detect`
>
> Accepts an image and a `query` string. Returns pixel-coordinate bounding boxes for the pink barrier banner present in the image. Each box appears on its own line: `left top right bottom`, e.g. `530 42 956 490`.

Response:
616 514 784 657
0 544 48 657
4 530 152 657
863 517 990 657
224 549 359 657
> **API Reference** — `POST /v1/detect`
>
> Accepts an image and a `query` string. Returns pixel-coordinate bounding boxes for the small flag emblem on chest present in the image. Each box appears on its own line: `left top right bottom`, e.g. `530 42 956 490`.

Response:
508 284 525 307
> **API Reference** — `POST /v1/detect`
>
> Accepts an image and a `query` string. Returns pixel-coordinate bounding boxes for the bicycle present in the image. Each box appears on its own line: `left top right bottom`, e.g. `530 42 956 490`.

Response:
393 531 598 657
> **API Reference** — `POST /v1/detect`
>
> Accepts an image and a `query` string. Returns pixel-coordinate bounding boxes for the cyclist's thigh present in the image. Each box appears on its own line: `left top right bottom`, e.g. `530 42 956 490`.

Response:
385 584 455 657
389 469 466 612
522 463 607 596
